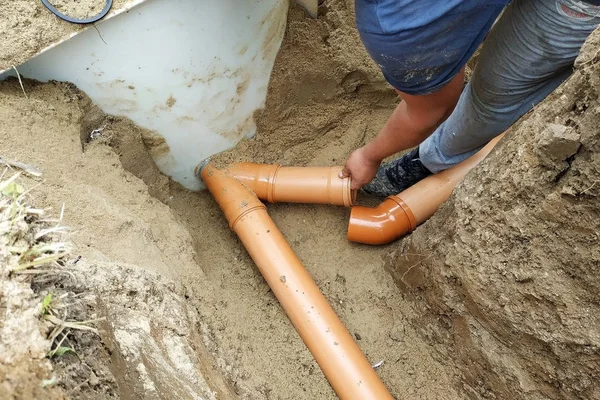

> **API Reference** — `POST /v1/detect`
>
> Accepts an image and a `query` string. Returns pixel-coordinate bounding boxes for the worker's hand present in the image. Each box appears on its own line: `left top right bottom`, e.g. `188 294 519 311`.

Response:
339 147 381 190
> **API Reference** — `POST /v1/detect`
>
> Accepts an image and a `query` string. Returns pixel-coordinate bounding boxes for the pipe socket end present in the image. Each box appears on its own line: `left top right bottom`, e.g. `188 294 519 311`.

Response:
195 158 212 181
347 197 416 245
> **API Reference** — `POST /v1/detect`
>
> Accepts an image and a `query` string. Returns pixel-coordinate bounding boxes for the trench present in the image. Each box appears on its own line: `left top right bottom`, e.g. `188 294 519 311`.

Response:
103 102 463 399
0 70 477 399
85 2 468 397
0 2 468 398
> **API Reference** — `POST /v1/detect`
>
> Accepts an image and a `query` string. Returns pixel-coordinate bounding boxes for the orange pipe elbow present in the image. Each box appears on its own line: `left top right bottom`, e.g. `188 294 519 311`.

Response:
202 163 393 400
224 162 356 207
347 196 417 245
348 133 505 245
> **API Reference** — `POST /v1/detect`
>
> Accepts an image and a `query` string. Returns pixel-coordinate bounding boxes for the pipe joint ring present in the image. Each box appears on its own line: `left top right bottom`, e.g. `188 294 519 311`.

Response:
230 205 267 230
266 164 282 203
396 197 417 232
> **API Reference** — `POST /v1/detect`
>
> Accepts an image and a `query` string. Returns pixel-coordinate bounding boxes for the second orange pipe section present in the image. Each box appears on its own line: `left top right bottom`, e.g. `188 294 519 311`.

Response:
201 164 393 400
347 133 505 244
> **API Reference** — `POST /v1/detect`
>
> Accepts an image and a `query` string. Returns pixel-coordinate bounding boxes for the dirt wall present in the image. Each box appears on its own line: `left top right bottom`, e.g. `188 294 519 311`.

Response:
388 29 600 400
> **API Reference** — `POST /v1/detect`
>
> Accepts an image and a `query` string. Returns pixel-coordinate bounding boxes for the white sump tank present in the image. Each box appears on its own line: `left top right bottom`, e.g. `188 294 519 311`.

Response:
0 0 305 190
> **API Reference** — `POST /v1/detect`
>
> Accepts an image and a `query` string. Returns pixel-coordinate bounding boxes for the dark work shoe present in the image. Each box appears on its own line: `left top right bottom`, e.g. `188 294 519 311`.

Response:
361 147 432 197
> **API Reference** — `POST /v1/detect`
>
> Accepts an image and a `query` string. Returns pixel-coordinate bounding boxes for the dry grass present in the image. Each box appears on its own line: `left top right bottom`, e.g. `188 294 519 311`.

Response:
0 170 69 276
0 169 102 361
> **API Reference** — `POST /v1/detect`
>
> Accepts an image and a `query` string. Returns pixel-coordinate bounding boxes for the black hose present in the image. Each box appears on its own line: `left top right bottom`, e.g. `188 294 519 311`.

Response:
40 0 113 24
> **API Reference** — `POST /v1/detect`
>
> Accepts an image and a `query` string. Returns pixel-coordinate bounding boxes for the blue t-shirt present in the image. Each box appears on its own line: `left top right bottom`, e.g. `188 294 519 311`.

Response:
355 0 510 95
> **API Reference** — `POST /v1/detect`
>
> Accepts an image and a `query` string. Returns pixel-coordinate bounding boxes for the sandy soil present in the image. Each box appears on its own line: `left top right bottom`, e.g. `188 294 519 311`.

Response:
0 1 466 398
0 0 136 72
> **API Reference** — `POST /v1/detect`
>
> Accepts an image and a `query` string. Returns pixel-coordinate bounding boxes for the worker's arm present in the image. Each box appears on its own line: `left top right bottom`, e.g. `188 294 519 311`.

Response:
347 0 507 191
340 69 465 190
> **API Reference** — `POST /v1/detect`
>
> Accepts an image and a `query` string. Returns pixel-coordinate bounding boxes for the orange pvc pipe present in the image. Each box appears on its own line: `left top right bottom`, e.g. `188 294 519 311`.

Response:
224 162 356 207
201 163 393 400
348 133 505 245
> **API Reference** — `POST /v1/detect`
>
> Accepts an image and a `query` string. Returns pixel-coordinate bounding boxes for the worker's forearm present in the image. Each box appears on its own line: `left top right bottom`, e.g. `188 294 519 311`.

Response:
361 69 465 164
362 101 442 163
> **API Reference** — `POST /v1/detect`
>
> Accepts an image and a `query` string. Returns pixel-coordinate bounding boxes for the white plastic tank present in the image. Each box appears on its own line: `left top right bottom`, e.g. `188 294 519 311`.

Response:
3 0 290 190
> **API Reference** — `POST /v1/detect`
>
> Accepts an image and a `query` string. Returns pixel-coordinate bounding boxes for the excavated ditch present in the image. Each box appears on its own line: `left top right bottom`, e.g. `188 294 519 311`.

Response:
1 2 598 400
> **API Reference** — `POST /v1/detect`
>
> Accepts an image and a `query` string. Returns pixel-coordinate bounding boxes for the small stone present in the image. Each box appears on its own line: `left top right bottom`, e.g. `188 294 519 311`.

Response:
89 371 99 386
389 323 405 342
561 185 578 196
279 275 286 283
513 270 534 283
536 123 581 167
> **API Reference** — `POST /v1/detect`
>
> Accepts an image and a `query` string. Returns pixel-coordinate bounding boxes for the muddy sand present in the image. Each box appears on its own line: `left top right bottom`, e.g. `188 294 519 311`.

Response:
0 2 463 399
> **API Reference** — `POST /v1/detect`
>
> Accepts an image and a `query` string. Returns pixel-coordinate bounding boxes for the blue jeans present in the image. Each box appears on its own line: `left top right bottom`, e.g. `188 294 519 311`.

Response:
419 0 600 172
